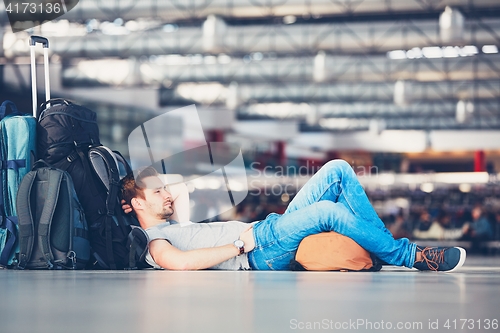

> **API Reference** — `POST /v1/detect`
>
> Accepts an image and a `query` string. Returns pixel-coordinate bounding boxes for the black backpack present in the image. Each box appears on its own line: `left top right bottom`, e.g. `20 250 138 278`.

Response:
16 164 90 269
87 145 150 270
126 226 151 270
37 98 149 269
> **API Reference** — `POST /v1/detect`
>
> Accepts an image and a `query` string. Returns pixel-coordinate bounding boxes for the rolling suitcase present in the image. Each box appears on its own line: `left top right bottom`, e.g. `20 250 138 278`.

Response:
29 36 51 117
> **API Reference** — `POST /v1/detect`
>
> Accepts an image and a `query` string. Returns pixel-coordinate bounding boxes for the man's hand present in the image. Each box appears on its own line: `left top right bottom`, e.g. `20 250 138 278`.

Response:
239 225 255 253
121 199 133 214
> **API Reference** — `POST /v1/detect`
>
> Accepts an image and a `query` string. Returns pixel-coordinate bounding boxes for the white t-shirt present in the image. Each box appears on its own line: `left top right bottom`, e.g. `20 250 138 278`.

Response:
145 220 254 270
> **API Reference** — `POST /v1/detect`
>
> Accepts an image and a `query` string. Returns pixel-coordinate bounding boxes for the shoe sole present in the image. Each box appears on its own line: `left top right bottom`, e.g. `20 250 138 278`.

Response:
446 247 466 272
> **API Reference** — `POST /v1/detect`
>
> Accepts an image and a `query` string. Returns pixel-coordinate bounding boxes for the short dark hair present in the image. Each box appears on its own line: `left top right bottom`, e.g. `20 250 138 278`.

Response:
121 166 159 207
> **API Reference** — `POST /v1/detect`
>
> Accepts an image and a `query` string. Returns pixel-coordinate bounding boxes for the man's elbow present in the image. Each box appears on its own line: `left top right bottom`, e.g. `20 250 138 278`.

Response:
169 263 195 271
157 257 200 271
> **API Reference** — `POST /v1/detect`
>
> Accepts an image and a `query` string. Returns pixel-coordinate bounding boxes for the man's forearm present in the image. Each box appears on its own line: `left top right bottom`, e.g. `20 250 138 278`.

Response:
152 241 241 270
175 245 241 270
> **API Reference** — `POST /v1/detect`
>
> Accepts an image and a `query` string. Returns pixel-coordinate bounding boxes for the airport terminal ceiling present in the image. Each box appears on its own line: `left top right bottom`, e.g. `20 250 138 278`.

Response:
1 0 500 161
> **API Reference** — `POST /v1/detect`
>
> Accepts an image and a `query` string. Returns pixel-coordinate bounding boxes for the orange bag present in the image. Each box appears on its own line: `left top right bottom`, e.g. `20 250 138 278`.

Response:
293 231 380 271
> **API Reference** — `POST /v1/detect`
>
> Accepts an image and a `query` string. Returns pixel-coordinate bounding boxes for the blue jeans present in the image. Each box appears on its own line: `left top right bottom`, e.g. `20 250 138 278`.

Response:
247 159 417 270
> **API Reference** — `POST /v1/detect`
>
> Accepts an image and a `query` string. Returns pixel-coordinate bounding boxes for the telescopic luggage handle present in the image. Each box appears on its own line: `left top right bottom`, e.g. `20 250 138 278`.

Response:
29 36 49 48
30 35 50 118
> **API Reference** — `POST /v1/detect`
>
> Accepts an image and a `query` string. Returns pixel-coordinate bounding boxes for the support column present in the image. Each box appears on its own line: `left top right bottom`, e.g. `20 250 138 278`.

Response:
0 63 3 91
276 141 286 166
324 150 340 165
207 129 225 142
474 150 486 172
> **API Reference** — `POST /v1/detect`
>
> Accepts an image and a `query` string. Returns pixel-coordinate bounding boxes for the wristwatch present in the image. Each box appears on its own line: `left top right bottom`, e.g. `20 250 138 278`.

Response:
233 239 245 255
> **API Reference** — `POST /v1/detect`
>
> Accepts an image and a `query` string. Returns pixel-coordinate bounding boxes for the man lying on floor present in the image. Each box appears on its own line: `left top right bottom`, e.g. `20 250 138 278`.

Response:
120 159 466 272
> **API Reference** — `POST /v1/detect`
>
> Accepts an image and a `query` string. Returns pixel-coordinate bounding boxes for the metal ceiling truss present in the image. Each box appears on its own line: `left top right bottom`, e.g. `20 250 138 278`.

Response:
1 1 500 133
228 80 500 104
60 53 500 86
237 100 500 120
2 0 499 24
153 80 500 105
3 18 500 58
299 114 500 131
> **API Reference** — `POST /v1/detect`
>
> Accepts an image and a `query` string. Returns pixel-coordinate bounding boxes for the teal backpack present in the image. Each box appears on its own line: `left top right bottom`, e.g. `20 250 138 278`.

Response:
0 100 37 267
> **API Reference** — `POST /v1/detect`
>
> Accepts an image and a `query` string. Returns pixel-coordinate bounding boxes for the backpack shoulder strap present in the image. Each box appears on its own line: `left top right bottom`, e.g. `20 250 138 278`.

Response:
88 146 120 213
37 169 64 269
16 170 37 269
126 226 151 270
113 150 132 176
0 216 18 266
88 146 122 269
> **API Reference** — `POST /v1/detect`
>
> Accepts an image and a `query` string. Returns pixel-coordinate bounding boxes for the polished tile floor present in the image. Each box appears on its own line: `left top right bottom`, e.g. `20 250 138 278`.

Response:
1 256 499 333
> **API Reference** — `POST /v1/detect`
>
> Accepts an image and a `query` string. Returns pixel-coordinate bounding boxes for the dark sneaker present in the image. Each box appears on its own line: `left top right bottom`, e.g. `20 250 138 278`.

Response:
413 246 466 272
